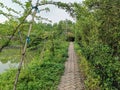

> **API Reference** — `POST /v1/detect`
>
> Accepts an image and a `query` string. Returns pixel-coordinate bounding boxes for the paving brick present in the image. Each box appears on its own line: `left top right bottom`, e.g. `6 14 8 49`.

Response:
58 42 85 90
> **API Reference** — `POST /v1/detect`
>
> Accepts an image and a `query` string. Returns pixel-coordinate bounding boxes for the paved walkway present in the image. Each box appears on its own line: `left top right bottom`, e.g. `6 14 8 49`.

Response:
58 42 84 90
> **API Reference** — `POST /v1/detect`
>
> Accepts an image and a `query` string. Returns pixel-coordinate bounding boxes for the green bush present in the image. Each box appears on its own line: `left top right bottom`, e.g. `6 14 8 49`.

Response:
0 41 69 90
75 42 120 90
75 43 100 90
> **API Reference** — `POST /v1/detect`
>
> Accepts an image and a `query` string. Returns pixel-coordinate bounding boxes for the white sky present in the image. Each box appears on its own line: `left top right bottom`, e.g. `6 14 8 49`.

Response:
0 0 83 23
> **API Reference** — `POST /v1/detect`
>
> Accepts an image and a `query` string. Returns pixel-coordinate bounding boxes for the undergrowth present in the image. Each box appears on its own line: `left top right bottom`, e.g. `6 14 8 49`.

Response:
74 43 100 90
0 41 68 90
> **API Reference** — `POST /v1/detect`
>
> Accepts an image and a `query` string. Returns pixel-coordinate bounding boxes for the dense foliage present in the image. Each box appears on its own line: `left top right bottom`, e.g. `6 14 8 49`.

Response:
0 21 70 89
74 0 120 90
1 0 120 90
0 41 68 90
0 1 74 90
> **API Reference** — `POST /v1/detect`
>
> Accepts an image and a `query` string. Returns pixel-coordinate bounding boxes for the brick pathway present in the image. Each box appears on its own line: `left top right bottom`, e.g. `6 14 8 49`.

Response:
58 42 84 90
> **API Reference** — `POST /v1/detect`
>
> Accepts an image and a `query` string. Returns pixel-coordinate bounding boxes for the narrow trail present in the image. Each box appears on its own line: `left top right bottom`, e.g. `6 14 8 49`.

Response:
58 42 84 90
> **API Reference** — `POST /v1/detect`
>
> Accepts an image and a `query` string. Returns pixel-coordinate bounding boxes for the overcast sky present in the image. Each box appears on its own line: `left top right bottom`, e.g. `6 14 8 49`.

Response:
0 0 83 23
